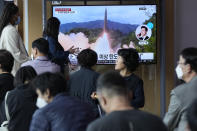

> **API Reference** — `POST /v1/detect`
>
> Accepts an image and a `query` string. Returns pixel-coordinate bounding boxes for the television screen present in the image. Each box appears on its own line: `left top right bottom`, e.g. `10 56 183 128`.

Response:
52 5 157 64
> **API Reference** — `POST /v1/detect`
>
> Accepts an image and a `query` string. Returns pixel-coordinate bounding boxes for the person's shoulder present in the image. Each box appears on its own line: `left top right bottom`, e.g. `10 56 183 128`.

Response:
21 60 34 67
129 74 143 82
3 24 17 32
87 115 111 131
131 110 166 127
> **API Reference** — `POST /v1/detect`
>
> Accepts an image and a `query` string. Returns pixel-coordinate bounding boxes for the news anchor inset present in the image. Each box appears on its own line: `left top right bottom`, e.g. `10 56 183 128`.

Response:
136 25 152 41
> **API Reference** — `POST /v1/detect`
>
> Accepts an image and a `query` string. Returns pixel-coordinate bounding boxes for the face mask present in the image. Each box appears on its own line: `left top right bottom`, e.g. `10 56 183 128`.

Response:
15 16 20 25
36 97 48 108
175 65 183 79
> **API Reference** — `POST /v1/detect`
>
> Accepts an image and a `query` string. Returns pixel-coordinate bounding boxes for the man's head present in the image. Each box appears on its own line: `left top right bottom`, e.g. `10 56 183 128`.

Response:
96 71 129 113
140 26 148 37
31 72 67 103
0 49 14 73
31 38 49 59
187 99 197 131
77 49 98 68
176 47 197 82
115 48 139 73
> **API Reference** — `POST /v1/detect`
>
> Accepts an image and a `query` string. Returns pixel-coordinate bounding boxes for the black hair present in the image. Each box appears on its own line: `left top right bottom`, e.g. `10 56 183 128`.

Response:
187 99 197 131
0 49 14 73
97 71 128 97
141 26 148 32
0 3 18 36
32 38 49 55
117 48 139 72
77 49 98 68
31 72 67 97
43 17 60 39
180 47 197 73
14 66 37 87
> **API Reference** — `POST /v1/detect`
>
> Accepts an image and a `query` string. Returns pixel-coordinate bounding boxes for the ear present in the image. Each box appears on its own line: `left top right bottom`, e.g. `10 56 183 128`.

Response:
186 64 192 73
44 88 51 100
100 95 107 106
35 48 39 55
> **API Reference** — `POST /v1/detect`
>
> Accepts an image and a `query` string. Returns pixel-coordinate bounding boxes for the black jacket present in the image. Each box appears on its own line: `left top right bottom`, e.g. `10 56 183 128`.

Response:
0 84 37 131
0 73 14 104
124 74 145 108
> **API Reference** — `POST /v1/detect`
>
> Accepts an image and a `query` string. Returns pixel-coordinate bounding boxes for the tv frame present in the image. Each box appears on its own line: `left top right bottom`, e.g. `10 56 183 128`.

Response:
52 4 158 64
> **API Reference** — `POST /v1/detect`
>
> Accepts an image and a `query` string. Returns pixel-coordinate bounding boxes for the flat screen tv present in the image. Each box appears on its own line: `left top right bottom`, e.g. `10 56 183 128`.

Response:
52 5 157 64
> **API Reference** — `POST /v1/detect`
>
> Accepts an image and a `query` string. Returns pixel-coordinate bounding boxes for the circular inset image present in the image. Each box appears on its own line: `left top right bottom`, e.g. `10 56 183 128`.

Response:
135 25 152 41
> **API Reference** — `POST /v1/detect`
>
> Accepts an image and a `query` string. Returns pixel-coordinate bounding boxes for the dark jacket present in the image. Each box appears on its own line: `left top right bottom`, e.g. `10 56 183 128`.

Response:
0 84 37 131
124 74 145 108
46 36 69 66
30 93 96 131
68 67 99 113
0 73 14 104
87 109 167 131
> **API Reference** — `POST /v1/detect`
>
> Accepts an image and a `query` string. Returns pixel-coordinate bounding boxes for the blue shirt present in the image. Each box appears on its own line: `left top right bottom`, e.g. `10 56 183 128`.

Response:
21 56 60 74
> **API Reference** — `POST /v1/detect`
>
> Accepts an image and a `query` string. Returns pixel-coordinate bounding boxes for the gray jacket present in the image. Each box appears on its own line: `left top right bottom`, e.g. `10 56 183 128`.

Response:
164 76 197 131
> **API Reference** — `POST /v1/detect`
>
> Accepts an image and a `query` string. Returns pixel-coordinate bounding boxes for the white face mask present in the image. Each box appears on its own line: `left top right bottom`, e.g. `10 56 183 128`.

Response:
36 97 48 108
175 65 183 79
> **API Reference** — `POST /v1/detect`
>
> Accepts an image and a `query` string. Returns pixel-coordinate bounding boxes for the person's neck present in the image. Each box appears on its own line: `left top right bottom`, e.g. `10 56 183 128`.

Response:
184 72 197 83
34 54 46 59
120 69 132 77
107 97 133 113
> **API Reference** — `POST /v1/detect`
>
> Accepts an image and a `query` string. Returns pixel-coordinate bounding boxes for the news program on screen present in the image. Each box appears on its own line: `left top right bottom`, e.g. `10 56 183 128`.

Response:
53 5 157 64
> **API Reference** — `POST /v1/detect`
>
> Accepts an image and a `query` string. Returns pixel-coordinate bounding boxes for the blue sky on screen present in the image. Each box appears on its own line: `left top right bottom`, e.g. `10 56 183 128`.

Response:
53 5 156 25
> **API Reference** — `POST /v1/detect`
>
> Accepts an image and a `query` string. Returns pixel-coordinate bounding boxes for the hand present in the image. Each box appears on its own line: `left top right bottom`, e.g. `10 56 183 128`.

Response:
68 46 79 54
91 92 97 100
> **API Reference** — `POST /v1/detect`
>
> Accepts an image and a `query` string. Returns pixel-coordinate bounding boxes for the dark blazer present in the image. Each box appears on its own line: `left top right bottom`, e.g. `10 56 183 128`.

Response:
68 67 99 113
0 73 14 104
0 84 37 131
124 74 145 108
30 93 96 131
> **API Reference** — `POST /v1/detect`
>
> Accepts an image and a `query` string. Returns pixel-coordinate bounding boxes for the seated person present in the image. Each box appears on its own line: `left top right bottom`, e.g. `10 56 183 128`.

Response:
137 26 149 40
0 66 37 131
68 49 99 116
115 48 145 108
30 72 97 131
0 49 14 104
87 71 167 131
22 38 60 75
187 99 197 131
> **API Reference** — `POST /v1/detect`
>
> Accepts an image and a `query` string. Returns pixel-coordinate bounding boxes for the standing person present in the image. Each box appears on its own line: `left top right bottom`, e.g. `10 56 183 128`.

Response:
0 66 37 131
0 49 14 104
0 3 29 75
22 38 60 74
43 17 77 73
87 71 167 131
30 72 96 131
68 49 100 116
164 47 197 131
115 48 145 108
